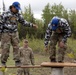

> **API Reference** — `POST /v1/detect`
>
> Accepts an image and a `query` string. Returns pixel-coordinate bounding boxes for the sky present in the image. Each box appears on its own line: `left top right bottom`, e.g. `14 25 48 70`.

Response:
0 0 76 19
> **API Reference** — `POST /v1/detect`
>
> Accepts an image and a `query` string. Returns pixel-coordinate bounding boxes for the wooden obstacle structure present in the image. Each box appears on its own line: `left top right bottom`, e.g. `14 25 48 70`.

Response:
41 62 76 67
0 62 76 68
0 62 76 75
41 62 76 75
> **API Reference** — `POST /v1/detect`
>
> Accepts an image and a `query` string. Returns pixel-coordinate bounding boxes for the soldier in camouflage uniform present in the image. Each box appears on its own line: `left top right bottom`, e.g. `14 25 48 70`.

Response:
1 2 37 66
17 39 34 75
44 16 71 62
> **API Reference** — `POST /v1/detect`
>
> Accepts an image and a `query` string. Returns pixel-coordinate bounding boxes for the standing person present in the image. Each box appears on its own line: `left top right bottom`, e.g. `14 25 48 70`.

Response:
44 16 71 62
17 39 34 75
1 2 37 67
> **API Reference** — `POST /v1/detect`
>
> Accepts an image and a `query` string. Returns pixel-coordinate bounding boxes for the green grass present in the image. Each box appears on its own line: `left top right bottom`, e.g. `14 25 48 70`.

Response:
67 38 76 52
66 38 76 59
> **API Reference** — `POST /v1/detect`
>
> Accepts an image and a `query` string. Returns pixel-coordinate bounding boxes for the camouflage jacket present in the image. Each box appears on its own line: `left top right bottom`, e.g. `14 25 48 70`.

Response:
44 18 71 47
1 10 33 32
19 47 34 65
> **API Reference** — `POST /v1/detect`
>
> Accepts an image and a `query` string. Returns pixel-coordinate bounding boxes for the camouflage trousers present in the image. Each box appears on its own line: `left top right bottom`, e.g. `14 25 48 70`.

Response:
1 32 20 63
17 65 30 75
49 33 67 62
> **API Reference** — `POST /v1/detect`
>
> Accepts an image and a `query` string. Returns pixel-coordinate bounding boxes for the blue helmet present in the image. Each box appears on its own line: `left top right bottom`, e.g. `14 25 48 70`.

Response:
51 17 59 30
12 2 21 10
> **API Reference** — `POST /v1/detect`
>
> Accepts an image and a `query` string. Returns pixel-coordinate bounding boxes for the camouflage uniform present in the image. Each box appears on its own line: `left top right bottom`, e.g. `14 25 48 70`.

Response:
44 17 71 62
17 47 34 75
1 10 33 63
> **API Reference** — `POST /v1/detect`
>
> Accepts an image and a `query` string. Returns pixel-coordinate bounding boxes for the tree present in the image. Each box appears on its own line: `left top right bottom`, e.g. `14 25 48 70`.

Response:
18 4 35 39
23 4 35 23
62 9 68 20
69 10 76 38
50 3 64 17
42 3 51 31
35 19 44 39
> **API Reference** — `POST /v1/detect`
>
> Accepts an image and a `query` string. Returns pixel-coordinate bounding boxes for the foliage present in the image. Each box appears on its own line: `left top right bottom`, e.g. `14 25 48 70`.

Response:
18 3 76 39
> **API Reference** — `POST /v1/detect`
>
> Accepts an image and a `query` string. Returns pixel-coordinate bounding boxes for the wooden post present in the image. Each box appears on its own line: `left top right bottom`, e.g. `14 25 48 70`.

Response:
51 68 64 75
41 62 76 67
0 71 4 75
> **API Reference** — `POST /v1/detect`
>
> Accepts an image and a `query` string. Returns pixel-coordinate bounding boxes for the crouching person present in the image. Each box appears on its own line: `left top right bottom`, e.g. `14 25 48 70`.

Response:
17 39 35 75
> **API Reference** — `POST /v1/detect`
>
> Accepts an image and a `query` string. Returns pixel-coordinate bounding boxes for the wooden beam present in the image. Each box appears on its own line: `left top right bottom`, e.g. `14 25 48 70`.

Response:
51 68 64 75
0 65 41 68
41 62 76 67
0 62 76 68
0 71 4 75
